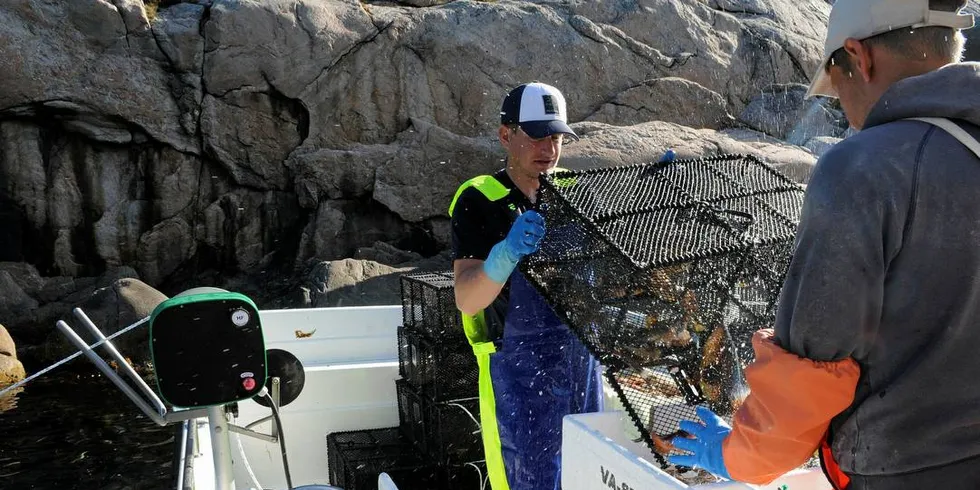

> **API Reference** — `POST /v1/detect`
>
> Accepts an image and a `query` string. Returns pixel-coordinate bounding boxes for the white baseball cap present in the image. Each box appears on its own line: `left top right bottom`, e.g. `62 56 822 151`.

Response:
500 82 578 140
806 0 975 99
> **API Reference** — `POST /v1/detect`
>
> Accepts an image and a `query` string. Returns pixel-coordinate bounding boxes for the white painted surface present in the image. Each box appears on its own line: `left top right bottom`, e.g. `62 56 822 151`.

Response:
561 411 833 490
187 305 833 490
225 306 404 489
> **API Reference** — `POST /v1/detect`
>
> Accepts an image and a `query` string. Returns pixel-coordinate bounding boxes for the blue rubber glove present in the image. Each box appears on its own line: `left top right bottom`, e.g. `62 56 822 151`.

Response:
667 406 733 480
660 148 677 163
483 210 545 283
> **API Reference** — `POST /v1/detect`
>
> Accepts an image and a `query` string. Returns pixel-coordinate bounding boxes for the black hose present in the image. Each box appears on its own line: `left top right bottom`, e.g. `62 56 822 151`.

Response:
265 392 294 490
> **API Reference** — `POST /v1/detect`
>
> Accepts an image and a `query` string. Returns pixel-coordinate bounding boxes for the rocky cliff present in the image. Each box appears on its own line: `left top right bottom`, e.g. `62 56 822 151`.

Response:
1 0 972 362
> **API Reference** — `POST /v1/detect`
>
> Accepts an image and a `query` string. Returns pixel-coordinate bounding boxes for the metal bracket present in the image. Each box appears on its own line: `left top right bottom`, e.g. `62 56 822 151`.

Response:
55 307 287 490
56 309 211 426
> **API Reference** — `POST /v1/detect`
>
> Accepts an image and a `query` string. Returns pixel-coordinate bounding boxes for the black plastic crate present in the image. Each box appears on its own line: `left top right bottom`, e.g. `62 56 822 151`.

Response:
396 379 483 464
325 427 487 489
326 427 442 490
446 460 489 489
398 325 478 402
518 154 804 464
400 271 464 342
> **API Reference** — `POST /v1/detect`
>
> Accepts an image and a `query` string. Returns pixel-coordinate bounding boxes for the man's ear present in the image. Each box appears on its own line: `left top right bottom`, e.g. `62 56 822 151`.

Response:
843 38 874 83
498 125 513 148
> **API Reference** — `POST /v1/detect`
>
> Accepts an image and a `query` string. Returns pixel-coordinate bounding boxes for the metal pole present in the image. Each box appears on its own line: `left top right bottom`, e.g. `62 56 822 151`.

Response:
73 308 168 415
56 320 168 426
270 377 281 437
208 406 236 490
175 420 189 490
226 423 278 444
55 318 210 425
0 316 150 397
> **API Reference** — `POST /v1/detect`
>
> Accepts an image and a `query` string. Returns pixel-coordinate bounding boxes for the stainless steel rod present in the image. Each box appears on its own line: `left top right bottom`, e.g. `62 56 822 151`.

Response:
73 308 167 415
55 320 167 426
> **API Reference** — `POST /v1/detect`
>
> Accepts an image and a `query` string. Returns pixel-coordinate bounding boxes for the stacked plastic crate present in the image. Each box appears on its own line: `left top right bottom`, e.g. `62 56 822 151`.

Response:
326 271 485 489
396 271 485 486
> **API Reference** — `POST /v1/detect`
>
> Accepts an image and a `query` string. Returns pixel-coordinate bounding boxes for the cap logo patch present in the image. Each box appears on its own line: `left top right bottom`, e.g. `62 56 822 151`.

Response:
542 95 558 115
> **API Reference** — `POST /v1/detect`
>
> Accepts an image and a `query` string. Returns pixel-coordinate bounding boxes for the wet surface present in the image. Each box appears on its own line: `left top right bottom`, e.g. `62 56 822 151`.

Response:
0 367 175 490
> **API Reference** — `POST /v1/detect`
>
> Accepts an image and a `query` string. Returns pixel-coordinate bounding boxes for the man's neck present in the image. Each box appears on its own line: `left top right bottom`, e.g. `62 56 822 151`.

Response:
856 58 949 129
505 166 540 203
888 59 948 86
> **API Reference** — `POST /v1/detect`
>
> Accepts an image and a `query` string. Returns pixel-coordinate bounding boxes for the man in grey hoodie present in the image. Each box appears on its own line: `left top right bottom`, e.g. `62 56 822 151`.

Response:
668 0 980 488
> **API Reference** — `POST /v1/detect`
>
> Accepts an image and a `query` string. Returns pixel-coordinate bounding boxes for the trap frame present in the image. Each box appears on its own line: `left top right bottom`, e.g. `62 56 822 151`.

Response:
518 154 805 467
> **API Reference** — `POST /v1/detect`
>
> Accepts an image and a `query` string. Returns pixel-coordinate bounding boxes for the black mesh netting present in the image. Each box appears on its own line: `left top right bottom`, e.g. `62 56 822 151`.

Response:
326 426 487 490
517 154 804 467
396 379 483 464
327 427 439 490
398 325 478 402
400 272 467 342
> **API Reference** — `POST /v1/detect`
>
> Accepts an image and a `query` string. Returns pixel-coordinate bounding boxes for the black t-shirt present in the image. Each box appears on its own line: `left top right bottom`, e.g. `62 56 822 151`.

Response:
450 169 537 342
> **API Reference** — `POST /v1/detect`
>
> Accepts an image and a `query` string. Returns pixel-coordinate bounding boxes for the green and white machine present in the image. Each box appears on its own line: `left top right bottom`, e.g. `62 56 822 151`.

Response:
149 290 267 409
54 287 313 490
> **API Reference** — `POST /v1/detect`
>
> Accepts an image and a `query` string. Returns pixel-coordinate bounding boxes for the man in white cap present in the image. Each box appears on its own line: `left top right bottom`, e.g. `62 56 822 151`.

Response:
448 82 603 490
449 82 676 489
669 1 980 489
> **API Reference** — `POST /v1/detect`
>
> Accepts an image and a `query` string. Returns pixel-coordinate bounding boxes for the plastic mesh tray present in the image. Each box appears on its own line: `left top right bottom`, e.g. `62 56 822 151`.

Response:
400 272 465 342
398 325 478 402
326 427 442 490
326 427 487 489
518 154 804 465
396 379 483 464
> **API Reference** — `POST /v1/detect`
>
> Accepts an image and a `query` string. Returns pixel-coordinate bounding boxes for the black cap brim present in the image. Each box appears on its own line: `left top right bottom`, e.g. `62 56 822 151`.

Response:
519 120 579 141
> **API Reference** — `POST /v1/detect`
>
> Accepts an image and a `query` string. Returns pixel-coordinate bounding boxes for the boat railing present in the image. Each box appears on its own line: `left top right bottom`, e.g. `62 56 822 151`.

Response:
56 306 291 490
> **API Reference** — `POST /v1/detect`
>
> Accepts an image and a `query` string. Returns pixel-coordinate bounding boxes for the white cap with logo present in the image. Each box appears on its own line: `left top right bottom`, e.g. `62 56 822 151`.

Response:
500 82 578 140
806 0 975 99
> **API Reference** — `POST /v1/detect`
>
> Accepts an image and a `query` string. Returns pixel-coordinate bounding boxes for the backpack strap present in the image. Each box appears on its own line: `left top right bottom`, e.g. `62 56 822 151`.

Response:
447 168 575 217
447 175 510 217
906 117 980 159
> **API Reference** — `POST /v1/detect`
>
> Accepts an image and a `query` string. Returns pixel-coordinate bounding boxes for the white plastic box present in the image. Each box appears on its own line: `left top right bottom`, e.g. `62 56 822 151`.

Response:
561 411 833 490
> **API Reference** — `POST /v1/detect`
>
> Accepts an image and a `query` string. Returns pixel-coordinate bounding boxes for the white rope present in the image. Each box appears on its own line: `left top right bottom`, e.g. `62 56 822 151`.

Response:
447 401 482 435
0 316 150 398
464 461 489 490
233 416 265 490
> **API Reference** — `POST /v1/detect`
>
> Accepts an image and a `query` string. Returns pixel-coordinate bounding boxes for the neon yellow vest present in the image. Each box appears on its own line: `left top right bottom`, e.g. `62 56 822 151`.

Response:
447 169 575 490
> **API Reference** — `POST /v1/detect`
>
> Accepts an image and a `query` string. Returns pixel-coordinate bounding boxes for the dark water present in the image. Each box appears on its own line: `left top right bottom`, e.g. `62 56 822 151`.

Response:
0 366 176 490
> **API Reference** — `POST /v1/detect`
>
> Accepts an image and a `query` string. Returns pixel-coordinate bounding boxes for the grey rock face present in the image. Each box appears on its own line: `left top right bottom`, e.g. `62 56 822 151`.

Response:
0 0 838 350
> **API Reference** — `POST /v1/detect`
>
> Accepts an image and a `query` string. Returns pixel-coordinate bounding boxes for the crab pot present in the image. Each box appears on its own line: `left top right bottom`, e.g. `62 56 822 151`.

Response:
400 272 465 342
326 427 441 490
326 427 485 490
518 154 804 464
397 325 478 402
396 379 483 464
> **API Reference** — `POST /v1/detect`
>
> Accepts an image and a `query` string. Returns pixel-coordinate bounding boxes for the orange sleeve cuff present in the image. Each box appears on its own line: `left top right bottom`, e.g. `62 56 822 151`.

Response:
721 329 861 485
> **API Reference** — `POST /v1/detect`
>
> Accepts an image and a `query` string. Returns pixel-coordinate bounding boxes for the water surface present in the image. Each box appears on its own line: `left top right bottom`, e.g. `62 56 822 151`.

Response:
0 367 175 490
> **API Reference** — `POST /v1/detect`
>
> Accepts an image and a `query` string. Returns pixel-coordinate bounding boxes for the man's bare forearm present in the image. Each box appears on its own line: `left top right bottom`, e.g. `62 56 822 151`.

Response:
454 258 507 315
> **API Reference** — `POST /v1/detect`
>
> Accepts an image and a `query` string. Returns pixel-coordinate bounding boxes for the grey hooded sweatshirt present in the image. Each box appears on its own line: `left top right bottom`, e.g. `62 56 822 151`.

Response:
773 62 980 485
